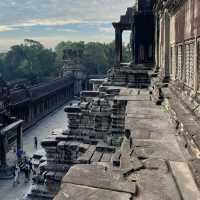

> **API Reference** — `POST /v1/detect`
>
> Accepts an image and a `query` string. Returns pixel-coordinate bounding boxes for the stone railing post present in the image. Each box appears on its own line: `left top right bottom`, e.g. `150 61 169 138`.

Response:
114 27 123 65
0 133 7 166
17 124 23 152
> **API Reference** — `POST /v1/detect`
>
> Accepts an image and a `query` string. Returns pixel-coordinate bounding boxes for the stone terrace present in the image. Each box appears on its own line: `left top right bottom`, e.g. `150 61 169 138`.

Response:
55 88 200 200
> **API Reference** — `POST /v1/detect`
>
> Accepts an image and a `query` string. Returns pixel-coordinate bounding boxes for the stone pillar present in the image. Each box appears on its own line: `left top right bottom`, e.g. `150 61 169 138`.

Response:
158 16 162 69
74 79 82 96
114 27 123 65
161 9 170 82
154 14 159 69
84 80 88 90
17 124 23 151
74 81 77 96
194 37 198 94
0 133 7 166
131 23 136 64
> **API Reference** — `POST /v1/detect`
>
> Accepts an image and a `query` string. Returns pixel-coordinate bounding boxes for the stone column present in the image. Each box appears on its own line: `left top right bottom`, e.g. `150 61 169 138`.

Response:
161 9 170 82
158 16 162 69
194 37 198 94
154 14 159 69
131 22 136 64
114 27 122 65
0 133 7 166
17 124 23 152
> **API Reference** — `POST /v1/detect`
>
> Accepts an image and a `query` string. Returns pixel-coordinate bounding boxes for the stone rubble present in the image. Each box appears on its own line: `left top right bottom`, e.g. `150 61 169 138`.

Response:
25 84 127 199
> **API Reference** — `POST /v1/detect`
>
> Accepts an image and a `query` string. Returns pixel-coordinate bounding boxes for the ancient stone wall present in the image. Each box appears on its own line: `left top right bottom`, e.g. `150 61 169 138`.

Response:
9 77 75 129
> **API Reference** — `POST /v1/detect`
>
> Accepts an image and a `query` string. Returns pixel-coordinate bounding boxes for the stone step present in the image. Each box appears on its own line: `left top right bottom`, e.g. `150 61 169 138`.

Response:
169 161 200 200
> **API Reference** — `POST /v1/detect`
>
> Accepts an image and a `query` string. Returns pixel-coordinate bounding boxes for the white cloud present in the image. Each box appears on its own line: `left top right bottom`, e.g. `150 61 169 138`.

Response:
0 18 112 31
0 25 17 32
0 0 135 51
99 27 114 34
17 19 81 27
0 19 82 33
57 29 78 33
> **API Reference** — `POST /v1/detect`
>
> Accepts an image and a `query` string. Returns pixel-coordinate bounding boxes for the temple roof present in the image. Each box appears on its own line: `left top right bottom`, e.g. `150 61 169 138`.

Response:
112 7 135 30
9 77 73 106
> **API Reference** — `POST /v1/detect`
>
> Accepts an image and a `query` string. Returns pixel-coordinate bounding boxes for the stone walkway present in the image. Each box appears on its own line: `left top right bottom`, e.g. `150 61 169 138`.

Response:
0 104 69 200
119 88 200 200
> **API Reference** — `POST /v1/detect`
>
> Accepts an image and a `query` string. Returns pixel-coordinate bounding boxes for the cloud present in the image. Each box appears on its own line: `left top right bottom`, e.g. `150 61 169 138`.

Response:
16 19 82 27
0 25 17 32
0 0 134 51
0 19 82 32
0 18 112 32
98 27 114 34
0 0 134 26
57 28 78 33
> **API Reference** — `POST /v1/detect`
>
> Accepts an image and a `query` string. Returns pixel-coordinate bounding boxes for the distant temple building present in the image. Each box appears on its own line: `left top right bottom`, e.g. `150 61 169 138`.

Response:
113 0 155 65
107 0 155 88
0 79 23 178
62 49 87 95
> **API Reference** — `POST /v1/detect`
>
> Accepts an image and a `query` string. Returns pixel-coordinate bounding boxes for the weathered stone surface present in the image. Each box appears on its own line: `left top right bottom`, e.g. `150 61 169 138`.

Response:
90 151 103 162
163 88 200 158
101 153 112 162
130 156 144 171
77 145 96 164
62 164 137 195
143 158 168 173
136 169 181 200
189 159 200 190
170 161 200 200
106 64 151 88
54 183 132 200
134 140 184 161
121 157 143 177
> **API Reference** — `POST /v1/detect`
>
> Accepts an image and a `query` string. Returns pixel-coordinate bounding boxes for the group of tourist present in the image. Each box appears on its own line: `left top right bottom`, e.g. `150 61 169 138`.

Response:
12 136 38 187
12 157 34 186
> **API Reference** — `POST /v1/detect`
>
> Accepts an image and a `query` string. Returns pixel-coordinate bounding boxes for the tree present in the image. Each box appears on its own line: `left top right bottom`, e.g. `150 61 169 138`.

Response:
3 39 57 81
83 42 109 75
55 40 132 76
0 39 132 82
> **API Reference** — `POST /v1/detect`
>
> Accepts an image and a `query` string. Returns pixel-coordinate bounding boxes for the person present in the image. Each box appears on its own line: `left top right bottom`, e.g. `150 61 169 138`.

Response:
13 166 16 187
125 129 133 148
24 164 30 183
130 136 133 148
149 90 152 101
34 136 38 149
125 129 131 139
27 164 31 181
28 158 33 172
13 164 20 186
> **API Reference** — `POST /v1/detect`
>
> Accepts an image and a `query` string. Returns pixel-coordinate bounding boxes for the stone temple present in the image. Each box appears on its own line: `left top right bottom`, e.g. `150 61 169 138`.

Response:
24 0 200 199
106 0 154 88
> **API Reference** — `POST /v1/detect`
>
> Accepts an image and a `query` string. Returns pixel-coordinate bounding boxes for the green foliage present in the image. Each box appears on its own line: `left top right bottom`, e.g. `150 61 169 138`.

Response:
2 39 57 81
55 41 131 75
1 39 131 81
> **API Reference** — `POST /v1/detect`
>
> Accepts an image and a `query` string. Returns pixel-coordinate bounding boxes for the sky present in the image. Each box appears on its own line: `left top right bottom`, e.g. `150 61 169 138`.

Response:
0 0 134 52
